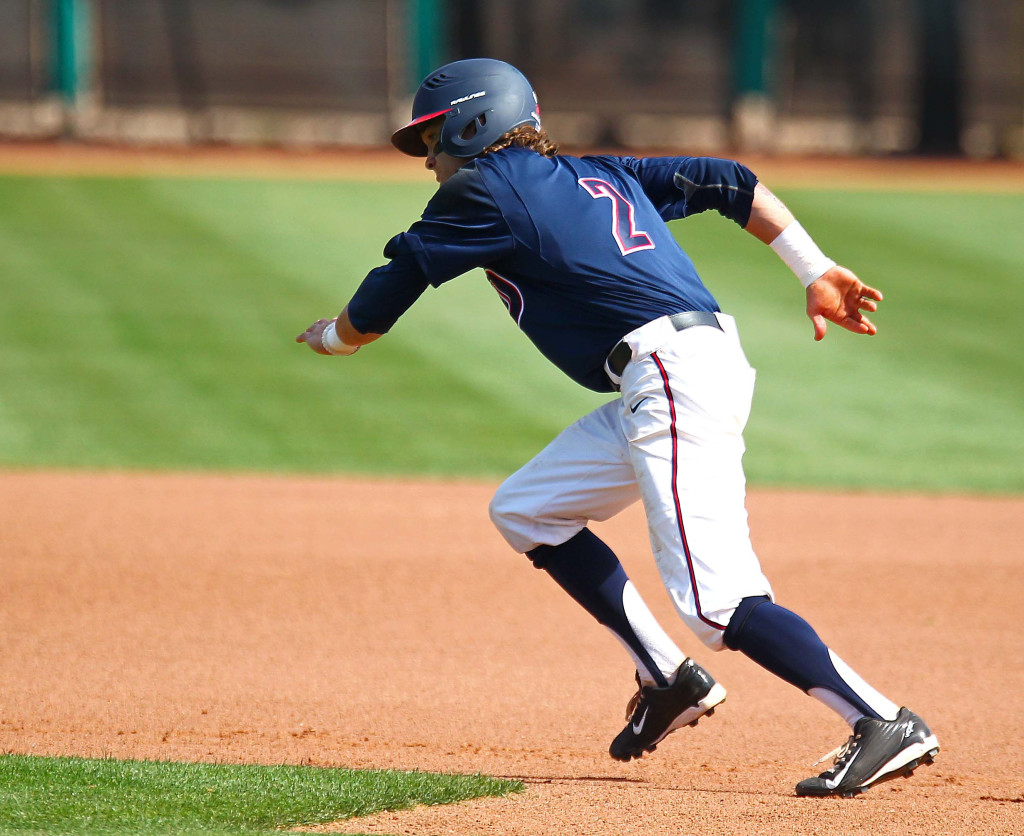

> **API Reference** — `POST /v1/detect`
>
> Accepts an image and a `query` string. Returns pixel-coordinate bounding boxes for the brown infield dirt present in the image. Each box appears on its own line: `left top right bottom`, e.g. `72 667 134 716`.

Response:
2 470 1023 836
1 139 1023 191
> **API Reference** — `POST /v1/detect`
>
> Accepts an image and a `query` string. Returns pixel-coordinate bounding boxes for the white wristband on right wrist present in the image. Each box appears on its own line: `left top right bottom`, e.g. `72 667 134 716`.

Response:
320 321 359 356
770 221 836 288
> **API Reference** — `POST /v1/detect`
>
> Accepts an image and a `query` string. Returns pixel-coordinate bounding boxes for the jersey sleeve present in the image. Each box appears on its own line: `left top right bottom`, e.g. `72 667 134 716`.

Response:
345 164 515 335
625 155 759 227
345 258 430 335
385 164 514 287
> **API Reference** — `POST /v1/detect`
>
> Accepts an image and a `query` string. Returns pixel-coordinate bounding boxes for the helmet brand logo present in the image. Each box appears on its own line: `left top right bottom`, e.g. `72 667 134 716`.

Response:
450 90 486 106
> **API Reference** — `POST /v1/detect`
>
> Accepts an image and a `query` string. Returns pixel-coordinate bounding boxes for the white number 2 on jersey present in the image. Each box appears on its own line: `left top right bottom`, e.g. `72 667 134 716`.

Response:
579 178 656 256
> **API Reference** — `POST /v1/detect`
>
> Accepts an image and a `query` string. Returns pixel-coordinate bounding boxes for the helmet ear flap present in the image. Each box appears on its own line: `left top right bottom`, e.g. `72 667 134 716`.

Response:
458 113 485 143
465 113 486 138
440 106 489 157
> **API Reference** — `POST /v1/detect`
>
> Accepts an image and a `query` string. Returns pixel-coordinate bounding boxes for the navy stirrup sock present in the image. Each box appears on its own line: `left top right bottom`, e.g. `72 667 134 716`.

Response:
724 596 885 720
528 528 670 687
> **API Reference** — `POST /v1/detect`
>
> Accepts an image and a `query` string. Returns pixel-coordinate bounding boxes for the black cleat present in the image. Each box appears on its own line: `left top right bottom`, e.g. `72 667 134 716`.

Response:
609 658 726 762
796 707 940 798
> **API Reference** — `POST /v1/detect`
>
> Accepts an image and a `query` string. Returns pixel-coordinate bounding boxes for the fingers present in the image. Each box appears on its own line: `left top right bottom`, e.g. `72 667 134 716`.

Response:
837 310 878 336
854 285 881 317
811 300 878 340
812 314 828 341
849 289 880 334
812 313 873 341
296 319 330 351
806 267 882 340
858 283 884 303
846 316 877 335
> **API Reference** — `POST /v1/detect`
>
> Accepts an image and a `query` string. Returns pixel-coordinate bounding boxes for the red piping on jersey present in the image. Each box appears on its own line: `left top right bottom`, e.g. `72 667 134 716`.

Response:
485 269 525 326
651 351 727 632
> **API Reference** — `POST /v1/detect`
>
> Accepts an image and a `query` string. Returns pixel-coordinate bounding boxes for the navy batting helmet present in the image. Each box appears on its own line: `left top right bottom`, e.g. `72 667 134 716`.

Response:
391 58 541 159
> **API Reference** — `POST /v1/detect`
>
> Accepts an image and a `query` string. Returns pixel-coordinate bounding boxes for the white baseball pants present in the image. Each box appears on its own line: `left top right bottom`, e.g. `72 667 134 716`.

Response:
490 313 774 651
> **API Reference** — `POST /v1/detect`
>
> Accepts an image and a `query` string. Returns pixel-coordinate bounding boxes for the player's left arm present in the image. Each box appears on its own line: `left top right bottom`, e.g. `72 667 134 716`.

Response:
296 256 427 356
297 167 513 357
745 182 883 342
296 307 380 356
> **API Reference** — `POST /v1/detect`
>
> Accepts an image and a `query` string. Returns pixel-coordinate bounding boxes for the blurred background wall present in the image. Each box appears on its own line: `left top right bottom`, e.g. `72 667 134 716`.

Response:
1 0 1021 157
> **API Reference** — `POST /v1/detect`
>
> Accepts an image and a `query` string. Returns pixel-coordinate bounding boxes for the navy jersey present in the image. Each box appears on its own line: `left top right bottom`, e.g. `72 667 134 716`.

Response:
348 148 757 392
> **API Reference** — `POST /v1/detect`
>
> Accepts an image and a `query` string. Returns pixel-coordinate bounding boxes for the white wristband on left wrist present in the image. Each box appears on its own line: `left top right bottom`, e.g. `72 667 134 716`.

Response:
320 321 359 356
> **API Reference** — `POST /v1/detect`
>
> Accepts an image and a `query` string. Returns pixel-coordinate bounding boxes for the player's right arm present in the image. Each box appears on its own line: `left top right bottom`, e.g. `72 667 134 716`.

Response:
745 182 883 341
627 156 882 341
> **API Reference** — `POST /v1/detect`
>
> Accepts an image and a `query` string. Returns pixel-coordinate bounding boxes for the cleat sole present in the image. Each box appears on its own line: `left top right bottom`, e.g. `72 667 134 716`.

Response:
688 706 716 728
800 743 941 798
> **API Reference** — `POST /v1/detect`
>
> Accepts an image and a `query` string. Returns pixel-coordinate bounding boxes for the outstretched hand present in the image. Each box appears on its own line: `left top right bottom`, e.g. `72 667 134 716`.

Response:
296 318 335 354
806 266 883 341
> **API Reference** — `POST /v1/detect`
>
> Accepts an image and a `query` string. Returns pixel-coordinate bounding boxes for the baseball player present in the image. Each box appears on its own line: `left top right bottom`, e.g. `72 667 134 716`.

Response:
297 58 939 797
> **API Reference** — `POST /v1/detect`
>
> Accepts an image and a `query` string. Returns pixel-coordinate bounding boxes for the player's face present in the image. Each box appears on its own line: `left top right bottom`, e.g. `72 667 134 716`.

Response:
419 121 466 185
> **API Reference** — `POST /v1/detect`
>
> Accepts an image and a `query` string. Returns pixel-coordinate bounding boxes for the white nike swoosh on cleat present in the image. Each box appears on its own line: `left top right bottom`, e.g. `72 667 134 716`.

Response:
824 749 861 790
632 707 649 735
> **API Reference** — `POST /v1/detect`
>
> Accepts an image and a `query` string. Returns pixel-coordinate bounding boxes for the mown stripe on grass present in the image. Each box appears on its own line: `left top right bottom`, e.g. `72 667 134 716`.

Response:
1 176 1021 492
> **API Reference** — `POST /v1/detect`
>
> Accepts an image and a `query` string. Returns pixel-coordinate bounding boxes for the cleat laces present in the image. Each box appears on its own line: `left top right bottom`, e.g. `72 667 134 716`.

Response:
623 673 644 721
813 731 861 771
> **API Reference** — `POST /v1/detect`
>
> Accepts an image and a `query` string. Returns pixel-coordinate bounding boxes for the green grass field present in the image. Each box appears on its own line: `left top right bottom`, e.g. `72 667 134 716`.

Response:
0 754 520 835
2 173 1021 492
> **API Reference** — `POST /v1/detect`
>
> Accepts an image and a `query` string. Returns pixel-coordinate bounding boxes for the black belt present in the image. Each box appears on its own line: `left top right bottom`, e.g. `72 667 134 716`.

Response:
606 311 722 378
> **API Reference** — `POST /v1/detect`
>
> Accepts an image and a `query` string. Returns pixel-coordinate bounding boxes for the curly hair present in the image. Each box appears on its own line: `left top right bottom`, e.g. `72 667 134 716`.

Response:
481 125 559 157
